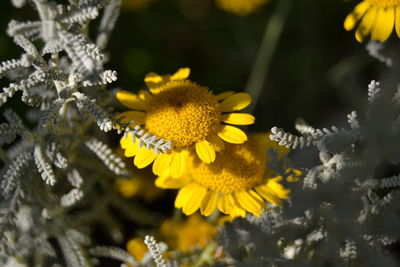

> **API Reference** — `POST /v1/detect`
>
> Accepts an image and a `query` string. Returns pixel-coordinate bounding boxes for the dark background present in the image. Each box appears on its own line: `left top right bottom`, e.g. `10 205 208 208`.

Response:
0 0 384 132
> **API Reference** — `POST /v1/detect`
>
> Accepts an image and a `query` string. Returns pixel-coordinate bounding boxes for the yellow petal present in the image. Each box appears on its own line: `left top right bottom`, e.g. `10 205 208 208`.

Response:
218 125 247 144
155 175 188 189
134 147 157 168
221 113 255 125
138 90 152 102
234 190 264 216
286 168 302 182
217 194 234 214
265 177 291 199
219 93 251 112
255 184 282 206
371 7 394 42
208 135 225 152
355 8 376 42
152 153 172 176
125 143 140 157
170 150 187 178
120 133 133 149
116 111 146 127
144 72 163 88
343 1 370 31
116 90 149 110
171 68 190 81
229 207 246 218
396 7 400 37
216 91 235 101
182 184 207 215
195 140 216 164
175 183 197 208
126 238 148 261
200 191 219 216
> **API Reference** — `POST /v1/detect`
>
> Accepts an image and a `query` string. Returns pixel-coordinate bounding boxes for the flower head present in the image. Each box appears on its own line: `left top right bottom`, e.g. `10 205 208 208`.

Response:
117 68 254 178
216 0 269 16
344 0 400 42
155 134 293 218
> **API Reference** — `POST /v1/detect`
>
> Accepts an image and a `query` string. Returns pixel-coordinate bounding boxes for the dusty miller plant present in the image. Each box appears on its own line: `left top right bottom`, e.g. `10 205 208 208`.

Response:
219 47 400 266
0 0 172 266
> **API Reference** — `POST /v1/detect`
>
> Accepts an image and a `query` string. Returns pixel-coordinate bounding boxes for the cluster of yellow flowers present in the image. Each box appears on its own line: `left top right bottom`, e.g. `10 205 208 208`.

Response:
116 68 295 219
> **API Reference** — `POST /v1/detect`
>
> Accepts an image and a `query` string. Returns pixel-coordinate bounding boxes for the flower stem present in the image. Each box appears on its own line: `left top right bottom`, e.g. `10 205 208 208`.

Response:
245 0 291 114
193 241 218 267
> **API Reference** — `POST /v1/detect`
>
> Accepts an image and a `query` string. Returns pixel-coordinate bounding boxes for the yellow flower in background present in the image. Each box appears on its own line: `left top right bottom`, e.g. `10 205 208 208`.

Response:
344 0 400 42
121 0 156 11
114 169 163 202
216 0 269 16
117 68 254 178
159 214 217 252
126 237 148 262
155 134 292 218
114 148 163 202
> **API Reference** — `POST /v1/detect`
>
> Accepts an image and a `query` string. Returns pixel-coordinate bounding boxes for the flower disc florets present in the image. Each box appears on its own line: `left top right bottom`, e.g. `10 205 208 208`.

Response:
189 138 265 193
145 81 221 148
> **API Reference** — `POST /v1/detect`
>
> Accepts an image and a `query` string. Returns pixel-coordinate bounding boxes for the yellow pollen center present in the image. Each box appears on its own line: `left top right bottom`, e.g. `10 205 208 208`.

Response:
144 81 221 148
366 0 400 8
188 140 266 193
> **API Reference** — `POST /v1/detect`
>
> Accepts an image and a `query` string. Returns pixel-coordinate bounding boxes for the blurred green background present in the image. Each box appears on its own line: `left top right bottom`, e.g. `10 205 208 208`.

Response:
0 0 382 132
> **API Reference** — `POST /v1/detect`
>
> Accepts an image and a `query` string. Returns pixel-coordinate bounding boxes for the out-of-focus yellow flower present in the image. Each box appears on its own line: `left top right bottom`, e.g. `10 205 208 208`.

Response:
155 133 294 218
114 169 163 202
121 0 156 11
114 147 163 202
344 0 400 42
160 214 217 252
126 237 148 262
215 0 269 16
117 68 254 178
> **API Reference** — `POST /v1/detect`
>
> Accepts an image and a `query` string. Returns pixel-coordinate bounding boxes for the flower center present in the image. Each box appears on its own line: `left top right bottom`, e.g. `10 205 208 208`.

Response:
189 140 266 193
366 0 400 8
145 81 221 148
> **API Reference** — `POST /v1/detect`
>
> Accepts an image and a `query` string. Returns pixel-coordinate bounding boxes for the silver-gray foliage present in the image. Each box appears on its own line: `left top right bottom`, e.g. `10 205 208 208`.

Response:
0 0 161 265
219 76 400 266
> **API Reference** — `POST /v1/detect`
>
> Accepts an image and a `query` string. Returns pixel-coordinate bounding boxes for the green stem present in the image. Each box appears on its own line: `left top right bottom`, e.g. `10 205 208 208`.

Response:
245 0 291 114
193 241 218 267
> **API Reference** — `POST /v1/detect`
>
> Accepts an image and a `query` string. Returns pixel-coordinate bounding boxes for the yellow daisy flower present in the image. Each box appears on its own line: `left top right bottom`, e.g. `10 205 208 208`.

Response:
155 134 292 218
215 0 269 16
126 237 148 262
344 0 400 42
159 214 217 252
117 68 254 178
114 170 163 203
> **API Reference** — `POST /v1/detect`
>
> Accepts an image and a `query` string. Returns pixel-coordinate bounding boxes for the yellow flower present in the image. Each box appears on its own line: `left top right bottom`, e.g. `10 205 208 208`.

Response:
215 0 269 16
117 68 254 178
344 0 400 42
159 214 217 252
155 133 292 218
126 237 148 262
114 148 163 202
114 170 163 202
